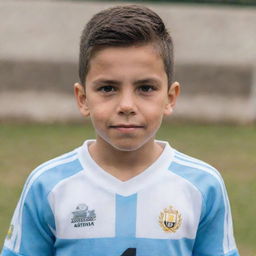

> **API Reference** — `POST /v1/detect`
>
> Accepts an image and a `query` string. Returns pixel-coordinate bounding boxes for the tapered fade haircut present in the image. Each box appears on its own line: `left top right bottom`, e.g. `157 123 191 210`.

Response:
79 5 174 87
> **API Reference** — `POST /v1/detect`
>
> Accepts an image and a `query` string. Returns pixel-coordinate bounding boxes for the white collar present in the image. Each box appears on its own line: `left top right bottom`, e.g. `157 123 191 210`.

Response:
78 140 174 196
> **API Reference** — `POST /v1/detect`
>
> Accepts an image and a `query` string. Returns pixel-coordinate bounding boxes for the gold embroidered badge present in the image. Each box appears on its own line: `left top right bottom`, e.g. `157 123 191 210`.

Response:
159 206 182 233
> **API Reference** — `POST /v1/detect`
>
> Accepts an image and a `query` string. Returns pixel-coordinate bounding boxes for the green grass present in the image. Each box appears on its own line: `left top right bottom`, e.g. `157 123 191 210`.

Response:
0 122 255 255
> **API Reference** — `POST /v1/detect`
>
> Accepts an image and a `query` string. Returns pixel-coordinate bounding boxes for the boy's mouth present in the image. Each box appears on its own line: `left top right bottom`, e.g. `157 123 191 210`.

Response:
109 124 144 132
109 124 144 128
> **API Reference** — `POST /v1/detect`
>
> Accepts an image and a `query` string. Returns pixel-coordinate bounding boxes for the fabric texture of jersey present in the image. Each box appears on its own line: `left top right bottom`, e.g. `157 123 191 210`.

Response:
1 140 239 256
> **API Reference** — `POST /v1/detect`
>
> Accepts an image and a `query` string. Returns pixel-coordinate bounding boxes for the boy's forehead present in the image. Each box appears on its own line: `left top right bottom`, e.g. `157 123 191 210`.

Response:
89 45 164 69
86 44 167 84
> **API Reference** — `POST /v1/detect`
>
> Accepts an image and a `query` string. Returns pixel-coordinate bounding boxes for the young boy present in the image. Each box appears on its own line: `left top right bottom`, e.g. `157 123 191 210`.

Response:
1 5 239 256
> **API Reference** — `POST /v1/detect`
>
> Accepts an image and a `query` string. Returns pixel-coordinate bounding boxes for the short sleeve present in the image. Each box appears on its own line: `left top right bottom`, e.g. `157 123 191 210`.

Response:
1 173 56 256
192 173 239 256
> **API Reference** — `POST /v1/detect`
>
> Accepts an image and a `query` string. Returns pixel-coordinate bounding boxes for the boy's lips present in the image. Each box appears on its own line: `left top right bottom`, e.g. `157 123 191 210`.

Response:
109 124 144 132
109 124 144 128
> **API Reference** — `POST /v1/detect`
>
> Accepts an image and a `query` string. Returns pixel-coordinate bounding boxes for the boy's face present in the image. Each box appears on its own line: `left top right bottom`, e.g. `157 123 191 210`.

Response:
75 44 179 152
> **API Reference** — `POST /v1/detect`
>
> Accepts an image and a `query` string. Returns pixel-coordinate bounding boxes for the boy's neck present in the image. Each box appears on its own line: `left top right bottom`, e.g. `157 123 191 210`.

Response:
88 137 164 182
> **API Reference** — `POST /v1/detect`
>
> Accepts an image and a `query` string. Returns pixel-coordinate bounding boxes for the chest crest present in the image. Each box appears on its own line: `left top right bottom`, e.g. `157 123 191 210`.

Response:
159 206 182 233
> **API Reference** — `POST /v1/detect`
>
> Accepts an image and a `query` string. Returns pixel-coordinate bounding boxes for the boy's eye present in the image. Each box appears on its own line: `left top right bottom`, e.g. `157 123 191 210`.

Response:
98 86 116 93
138 85 156 92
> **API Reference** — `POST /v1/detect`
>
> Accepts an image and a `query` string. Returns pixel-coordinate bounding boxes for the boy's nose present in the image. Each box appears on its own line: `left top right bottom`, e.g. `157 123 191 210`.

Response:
117 91 137 116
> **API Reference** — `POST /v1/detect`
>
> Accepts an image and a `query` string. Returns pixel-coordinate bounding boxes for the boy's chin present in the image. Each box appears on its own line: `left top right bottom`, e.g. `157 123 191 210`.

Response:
112 144 142 152
107 139 154 153
96 134 156 153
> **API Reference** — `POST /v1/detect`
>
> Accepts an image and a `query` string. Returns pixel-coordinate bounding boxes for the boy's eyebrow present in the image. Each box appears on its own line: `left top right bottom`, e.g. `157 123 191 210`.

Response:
92 77 161 86
134 78 161 85
92 79 121 86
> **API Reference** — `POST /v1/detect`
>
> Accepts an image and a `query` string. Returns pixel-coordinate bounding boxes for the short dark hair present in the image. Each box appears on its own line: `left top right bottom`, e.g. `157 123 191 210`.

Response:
79 5 174 87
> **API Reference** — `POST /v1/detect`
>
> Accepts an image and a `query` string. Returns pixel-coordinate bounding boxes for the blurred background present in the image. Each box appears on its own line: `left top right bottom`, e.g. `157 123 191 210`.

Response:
1 0 256 123
0 0 255 255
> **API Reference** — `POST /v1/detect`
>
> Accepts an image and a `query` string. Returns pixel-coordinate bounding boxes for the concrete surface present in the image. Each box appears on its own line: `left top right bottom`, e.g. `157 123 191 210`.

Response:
0 0 255 123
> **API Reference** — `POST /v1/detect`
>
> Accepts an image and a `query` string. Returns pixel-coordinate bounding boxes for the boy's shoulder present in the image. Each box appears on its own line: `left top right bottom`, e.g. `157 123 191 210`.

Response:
171 148 222 179
23 146 84 197
170 147 226 196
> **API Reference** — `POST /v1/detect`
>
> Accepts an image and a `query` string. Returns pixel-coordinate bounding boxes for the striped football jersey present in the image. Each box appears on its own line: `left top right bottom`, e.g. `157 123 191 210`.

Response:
1 140 239 256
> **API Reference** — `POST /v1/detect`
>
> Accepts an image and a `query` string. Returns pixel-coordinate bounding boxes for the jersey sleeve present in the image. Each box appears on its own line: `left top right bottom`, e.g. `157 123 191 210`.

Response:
192 172 239 256
1 171 56 256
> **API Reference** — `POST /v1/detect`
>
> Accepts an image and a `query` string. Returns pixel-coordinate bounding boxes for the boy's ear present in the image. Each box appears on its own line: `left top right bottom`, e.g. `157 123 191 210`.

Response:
164 81 180 116
74 83 90 116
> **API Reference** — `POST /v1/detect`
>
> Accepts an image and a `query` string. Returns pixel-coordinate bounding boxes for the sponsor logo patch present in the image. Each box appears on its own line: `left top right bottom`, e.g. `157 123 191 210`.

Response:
71 204 96 228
